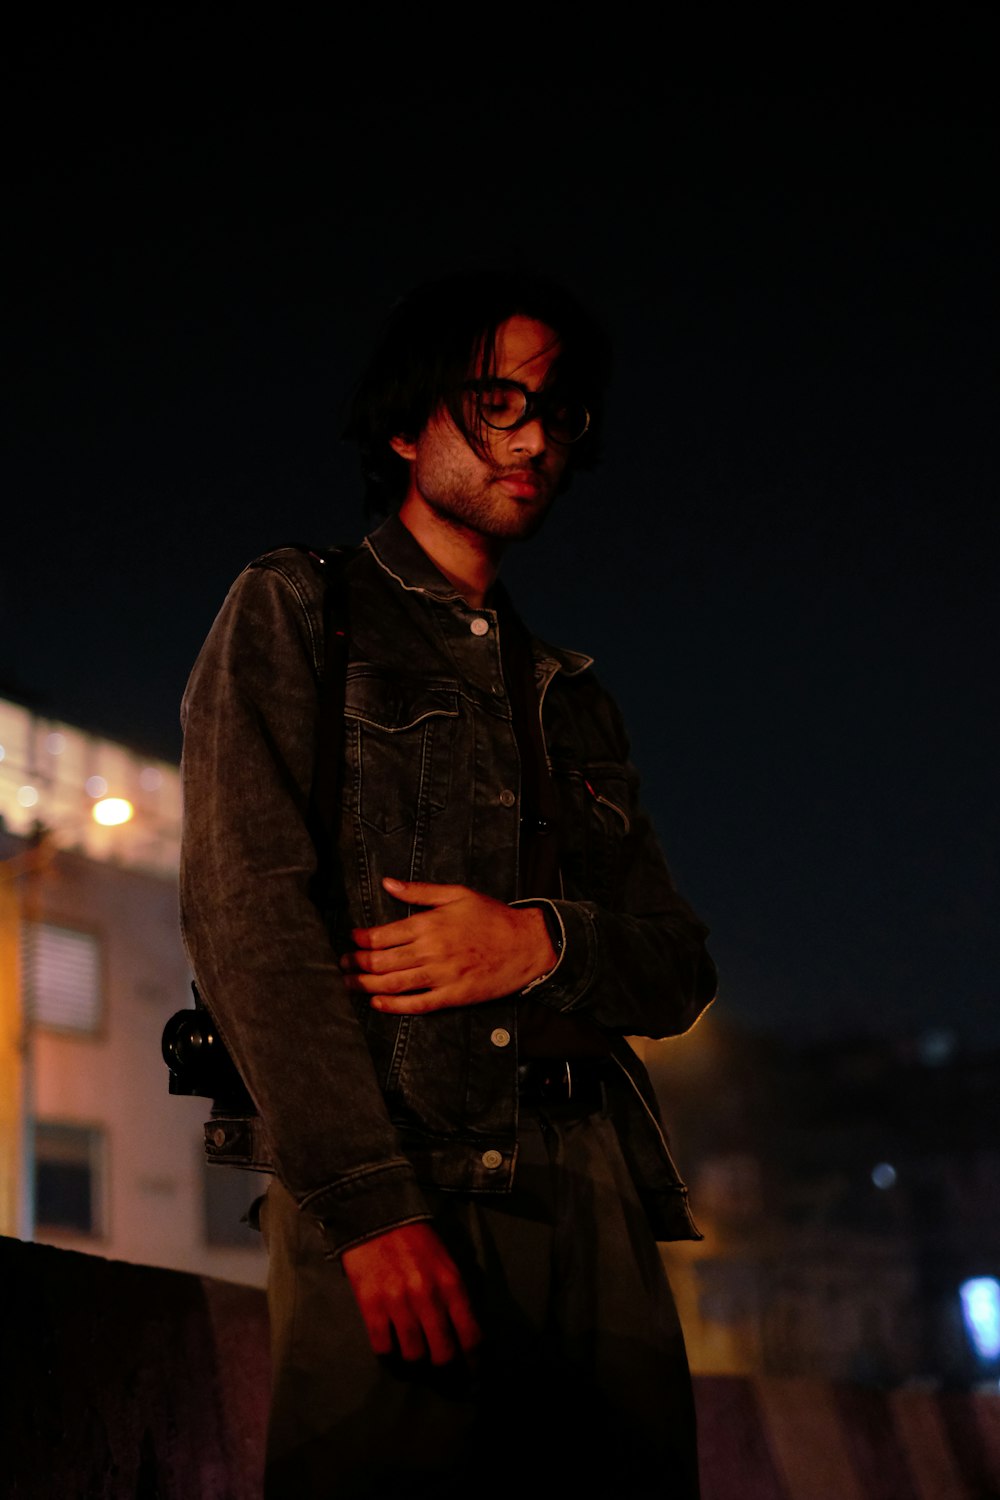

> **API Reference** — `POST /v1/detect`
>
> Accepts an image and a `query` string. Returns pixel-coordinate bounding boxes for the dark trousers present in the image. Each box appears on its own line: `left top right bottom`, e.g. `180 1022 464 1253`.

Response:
262 1108 700 1499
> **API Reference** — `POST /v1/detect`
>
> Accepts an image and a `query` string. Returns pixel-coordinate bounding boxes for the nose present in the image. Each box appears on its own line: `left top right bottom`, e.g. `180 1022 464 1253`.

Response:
507 415 547 458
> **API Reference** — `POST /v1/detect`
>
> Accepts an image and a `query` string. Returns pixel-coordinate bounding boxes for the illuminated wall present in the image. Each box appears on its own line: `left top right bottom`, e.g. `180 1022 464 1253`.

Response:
0 697 266 1288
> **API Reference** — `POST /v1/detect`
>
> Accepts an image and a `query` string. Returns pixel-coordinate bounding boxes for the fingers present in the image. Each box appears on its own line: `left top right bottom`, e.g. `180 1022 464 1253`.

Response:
415 1297 460 1367
358 1294 443 1364
383 876 466 905
445 1284 483 1363
344 965 435 996
342 967 474 1012
407 1257 481 1366
341 945 417 977
348 879 469 950
370 988 467 1014
359 1305 396 1360
349 915 417 952
341 1223 482 1368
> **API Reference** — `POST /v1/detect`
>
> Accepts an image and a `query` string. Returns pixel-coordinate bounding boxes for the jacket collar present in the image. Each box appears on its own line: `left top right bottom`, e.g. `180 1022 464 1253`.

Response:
364 512 593 678
530 636 593 680
364 513 467 603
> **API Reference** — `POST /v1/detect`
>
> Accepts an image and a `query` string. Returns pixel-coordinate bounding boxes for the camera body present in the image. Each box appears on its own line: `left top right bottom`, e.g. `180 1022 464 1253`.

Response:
161 987 254 1111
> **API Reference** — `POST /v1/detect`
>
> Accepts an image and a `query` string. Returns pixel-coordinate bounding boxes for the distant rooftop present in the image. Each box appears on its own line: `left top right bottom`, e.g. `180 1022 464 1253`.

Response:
0 697 180 877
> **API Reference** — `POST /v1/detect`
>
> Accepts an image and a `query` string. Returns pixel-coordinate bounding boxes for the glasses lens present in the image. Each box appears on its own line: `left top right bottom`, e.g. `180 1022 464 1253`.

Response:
465 382 590 442
472 381 525 430
543 398 590 444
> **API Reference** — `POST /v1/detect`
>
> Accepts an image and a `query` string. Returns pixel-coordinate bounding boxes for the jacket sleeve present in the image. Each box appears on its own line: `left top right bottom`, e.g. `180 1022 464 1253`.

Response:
517 690 718 1040
179 556 432 1256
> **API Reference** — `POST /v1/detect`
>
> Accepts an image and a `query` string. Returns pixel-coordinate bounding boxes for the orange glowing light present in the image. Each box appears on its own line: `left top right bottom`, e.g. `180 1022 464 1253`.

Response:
92 797 134 827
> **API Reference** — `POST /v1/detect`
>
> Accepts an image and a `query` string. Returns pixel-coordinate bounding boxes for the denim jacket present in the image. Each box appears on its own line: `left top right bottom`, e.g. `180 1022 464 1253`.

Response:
180 515 716 1256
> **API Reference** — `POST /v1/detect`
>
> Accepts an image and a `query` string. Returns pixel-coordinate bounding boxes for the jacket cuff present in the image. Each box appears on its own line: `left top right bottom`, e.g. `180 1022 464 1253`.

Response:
512 897 598 1009
299 1159 433 1258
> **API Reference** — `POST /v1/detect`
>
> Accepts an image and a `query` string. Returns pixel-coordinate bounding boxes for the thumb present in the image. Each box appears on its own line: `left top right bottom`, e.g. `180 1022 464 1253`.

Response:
382 877 467 907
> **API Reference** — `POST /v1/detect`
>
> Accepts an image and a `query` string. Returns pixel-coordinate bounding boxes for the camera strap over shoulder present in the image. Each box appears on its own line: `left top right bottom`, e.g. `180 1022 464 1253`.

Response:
165 543 357 1107
299 545 356 918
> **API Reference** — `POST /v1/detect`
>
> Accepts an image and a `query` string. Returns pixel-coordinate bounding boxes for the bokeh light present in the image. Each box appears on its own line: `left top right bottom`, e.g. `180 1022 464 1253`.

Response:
960 1278 1000 1362
92 797 134 827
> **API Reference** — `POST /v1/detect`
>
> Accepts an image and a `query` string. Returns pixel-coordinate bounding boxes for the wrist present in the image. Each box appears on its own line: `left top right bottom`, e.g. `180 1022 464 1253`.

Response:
516 902 562 988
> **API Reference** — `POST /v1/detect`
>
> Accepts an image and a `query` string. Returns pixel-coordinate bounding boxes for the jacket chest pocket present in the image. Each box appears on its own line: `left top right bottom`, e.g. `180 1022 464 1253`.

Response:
344 672 459 834
552 761 632 906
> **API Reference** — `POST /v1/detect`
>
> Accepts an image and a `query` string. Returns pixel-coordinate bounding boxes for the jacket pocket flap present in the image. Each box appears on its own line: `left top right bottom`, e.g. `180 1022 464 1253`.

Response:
345 673 460 733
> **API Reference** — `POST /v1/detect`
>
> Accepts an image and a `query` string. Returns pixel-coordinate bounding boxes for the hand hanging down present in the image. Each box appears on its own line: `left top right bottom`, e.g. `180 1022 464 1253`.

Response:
340 1221 483 1369
339 877 557 1013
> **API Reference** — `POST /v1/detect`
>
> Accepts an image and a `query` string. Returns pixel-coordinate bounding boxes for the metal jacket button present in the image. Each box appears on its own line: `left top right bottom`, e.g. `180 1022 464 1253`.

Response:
481 1149 503 1169
490 1027 511 1048
470 617 489 636
499 789 516 807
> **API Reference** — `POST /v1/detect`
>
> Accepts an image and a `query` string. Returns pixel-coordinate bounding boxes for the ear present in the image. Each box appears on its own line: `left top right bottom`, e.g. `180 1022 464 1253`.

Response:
389 434 418 462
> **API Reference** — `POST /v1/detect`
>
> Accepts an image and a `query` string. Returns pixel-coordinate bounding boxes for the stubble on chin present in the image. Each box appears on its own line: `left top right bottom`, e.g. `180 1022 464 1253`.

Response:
424 468 557 543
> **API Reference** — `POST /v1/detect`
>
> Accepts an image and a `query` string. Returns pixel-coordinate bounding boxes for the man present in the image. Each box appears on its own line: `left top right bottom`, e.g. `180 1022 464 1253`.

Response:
180 272 716 1498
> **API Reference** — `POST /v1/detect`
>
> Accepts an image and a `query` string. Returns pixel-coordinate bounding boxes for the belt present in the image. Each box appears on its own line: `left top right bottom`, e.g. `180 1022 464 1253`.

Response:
517 1057 611 1113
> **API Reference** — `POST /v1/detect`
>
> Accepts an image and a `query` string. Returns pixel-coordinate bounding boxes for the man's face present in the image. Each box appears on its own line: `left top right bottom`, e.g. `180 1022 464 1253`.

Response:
392 316 571 544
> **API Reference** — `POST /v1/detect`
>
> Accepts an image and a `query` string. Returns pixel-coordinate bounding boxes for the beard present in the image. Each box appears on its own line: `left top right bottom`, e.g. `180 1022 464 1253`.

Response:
418 459 559 545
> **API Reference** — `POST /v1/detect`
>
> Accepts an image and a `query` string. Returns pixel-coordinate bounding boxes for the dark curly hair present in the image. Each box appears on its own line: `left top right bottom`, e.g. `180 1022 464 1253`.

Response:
344 270 612 513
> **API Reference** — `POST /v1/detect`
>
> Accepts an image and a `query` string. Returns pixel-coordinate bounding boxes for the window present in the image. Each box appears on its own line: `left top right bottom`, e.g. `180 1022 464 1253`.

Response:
34 1122 105 1236
203 1160 267 1250
23 921 102 1033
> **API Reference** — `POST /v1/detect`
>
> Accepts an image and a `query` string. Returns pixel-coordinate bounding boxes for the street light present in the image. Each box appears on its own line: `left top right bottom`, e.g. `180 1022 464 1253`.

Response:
91 798 134 828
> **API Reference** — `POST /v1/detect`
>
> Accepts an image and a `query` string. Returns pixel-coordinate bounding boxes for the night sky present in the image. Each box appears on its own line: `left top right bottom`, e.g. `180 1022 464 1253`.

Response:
5 26 997 1048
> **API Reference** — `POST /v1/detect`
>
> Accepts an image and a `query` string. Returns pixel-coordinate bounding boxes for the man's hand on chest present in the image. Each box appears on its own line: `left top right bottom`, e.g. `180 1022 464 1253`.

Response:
339 877 557 1013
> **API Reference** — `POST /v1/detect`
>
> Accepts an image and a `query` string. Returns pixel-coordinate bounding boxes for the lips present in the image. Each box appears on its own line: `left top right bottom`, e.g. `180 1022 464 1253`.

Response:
494 467 546 500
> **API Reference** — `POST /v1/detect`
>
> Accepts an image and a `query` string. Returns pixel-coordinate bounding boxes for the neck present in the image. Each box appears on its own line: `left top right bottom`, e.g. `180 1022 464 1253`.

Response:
397 496 503 610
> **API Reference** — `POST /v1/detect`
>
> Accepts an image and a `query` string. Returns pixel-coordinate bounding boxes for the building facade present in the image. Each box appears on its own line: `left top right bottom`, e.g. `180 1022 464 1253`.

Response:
653 1018 1000 1389
0 696 265 1287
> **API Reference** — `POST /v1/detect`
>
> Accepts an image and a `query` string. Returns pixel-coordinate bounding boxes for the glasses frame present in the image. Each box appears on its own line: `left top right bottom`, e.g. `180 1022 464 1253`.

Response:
462 378 591 445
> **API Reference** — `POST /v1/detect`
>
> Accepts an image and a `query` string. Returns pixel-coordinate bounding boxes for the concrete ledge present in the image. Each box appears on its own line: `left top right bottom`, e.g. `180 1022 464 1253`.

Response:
695 1372 1000 1499
5 1236 1000 1498
2 1236 269 1499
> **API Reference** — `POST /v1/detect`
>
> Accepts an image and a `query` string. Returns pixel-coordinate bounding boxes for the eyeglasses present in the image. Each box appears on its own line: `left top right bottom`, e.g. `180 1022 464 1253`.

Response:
462 379 590 445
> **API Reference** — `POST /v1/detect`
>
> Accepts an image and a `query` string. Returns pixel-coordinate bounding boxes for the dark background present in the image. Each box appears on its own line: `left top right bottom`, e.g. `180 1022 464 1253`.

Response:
5 21 997 1047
